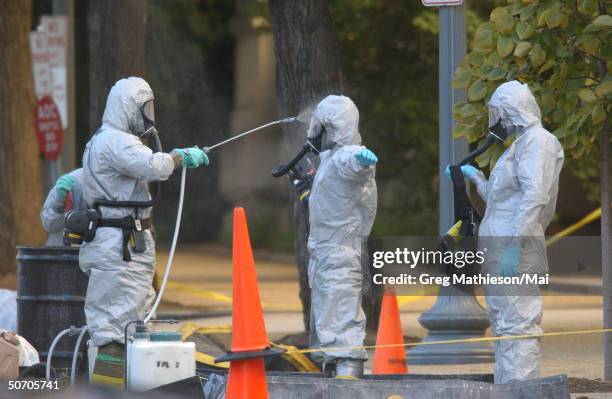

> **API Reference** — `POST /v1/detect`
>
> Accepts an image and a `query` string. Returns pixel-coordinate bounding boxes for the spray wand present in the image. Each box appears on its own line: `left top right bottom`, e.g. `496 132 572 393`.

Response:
202 117 297 153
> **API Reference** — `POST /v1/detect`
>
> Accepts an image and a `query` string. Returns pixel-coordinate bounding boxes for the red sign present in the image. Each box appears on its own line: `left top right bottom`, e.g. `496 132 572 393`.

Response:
34 96 63 160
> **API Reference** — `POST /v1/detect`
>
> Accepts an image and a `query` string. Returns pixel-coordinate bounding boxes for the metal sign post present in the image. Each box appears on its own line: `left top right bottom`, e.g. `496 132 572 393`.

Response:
409 1 494 365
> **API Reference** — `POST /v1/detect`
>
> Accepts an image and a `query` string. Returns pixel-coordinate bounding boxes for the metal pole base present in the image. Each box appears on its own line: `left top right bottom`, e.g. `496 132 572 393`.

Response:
408 285 494 365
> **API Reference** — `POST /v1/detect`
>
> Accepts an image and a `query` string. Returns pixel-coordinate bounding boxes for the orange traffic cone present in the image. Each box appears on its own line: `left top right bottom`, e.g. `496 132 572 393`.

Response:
371 289 407 374
216 208 284 399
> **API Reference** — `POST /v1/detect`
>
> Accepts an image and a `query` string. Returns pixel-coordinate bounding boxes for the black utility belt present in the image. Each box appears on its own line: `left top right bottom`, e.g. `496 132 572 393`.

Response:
98 216 152 262
63 208 152 262
98 217 152 230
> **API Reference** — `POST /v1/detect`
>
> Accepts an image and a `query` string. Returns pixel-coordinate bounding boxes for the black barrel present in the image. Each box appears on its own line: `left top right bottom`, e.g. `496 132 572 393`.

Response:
16 246 88 369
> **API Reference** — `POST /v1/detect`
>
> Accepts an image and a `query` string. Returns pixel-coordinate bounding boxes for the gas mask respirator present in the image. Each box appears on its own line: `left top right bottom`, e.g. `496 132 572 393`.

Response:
138 100 163 154
270 117 329 202
458 117 510 166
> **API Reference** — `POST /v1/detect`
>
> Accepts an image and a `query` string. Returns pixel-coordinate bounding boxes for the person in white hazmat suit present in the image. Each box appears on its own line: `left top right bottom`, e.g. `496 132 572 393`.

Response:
306 95 378 379
81 77 209 385
40 169 85 246
452 81 564 383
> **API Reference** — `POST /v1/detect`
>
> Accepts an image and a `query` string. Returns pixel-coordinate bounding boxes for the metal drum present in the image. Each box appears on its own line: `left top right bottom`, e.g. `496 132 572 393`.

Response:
16 246 88 369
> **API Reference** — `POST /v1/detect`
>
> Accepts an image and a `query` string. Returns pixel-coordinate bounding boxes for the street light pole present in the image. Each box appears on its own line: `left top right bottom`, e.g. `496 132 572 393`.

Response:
408 2 494 365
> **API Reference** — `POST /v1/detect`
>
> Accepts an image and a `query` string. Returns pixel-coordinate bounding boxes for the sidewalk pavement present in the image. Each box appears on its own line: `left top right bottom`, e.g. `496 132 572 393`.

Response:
156 247 608 382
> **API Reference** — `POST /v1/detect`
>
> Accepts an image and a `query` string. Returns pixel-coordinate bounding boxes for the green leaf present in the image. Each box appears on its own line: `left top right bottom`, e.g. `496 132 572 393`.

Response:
552 106 567 123
520 3 537 21
553 127 569 138
595 80 612 97
538 60 556 75
565 134 578 150
516 21 535 40
577 34 601 56
474 35 495 54
474 22 495 42
452 69 472 89
491 7 515 33
544 8 563 29
468 80 488 101
458 103 479 119
477 63 494 77
488 67 507 81
591 104 606 124
592 15 612 28
555 46 572 58
452 124 467 139
514 41 532 57
497 36 514 58
577 88 597 103
466 51 485 67
529 46 546 67
540 92 555 109
579 0 599 14
537 10 549 27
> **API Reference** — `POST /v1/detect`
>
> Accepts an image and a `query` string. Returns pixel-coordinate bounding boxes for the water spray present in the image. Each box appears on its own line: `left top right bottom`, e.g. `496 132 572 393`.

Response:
202 117 297 153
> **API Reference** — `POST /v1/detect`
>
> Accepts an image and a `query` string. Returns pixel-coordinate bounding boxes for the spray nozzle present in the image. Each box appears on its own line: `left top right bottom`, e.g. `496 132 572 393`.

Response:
280 116 297 124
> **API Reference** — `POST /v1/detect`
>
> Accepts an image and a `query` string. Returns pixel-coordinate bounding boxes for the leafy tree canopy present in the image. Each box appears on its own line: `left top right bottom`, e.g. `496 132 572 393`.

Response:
452 0 611 202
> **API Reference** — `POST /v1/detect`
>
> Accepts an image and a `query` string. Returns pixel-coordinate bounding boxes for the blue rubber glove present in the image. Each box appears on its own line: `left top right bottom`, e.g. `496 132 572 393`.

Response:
444 165 478 181
500 245 521 277
54 174 75 200
355 149 378 166
172 148 209 168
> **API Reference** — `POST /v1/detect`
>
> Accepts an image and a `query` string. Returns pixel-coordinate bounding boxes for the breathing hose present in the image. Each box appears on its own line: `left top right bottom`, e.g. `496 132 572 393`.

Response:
70 326 88 385
46 326 77 382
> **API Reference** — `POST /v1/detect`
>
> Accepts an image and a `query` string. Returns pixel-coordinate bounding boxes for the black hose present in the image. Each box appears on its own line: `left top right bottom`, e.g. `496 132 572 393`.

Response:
458 135 495 166
271 145 311 177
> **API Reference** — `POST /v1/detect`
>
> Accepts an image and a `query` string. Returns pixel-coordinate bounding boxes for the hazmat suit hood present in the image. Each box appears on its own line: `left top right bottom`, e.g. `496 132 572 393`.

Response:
310 95 361 147
488 81 541 131
102 77 154 135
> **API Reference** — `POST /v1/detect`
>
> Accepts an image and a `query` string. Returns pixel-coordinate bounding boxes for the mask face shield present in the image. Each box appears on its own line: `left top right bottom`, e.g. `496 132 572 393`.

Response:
306 115 334 154
140 100 157 138
487 105 511 143
306 116 324 154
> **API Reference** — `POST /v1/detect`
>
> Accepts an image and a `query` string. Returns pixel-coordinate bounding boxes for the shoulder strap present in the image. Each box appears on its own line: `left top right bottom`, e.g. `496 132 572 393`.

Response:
449 165 481 237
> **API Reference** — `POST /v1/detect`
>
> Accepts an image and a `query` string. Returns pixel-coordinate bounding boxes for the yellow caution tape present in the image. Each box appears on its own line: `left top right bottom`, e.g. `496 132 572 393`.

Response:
165 281 233 304
286 328 612 355
546 206 604 247
179 322 231 369
164 280 303 311
180 323 318 371
195 351 230 369
271 343 320 372
179 322 232 340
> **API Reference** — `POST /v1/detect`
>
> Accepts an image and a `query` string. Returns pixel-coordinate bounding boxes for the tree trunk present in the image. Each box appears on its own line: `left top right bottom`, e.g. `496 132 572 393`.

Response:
0 0 45 274
601 116 611 380
87 0 147 133
268 0 343 330
269 0 381 335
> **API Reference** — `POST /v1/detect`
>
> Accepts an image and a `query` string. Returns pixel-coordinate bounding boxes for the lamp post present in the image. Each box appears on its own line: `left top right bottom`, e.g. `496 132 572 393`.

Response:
408 2 493 365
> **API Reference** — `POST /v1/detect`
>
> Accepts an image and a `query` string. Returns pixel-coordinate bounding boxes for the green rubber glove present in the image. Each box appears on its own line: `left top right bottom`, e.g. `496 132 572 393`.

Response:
55 174 75 200
171 147 209 168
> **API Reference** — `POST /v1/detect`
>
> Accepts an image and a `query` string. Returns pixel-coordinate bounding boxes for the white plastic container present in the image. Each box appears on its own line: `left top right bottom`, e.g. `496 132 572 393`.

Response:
126 331 196 391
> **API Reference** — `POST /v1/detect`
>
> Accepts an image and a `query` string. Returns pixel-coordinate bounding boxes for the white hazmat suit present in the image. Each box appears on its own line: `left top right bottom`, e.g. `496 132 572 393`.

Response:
80 77 176 346
40 168 85 246
307 96 378 370
471 81 564 383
